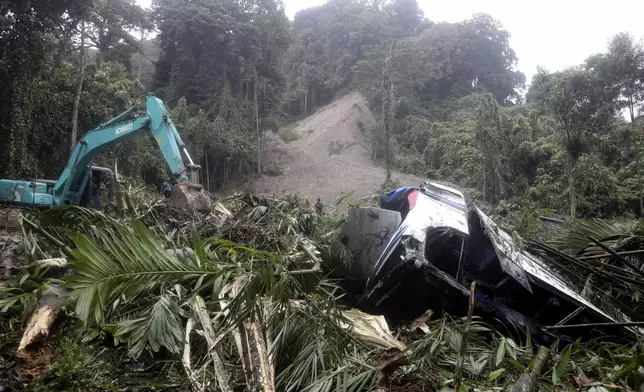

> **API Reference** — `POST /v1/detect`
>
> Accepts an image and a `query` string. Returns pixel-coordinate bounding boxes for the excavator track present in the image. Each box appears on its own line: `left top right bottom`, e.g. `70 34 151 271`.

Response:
0 204 23 233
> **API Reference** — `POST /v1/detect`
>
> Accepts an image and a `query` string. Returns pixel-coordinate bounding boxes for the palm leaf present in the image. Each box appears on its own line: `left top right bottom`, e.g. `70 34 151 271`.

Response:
550 219 636 256
64 219 235 326
112 295 184 359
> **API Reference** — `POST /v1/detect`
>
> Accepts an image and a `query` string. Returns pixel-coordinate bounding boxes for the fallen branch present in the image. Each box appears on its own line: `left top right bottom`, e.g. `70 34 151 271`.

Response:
543 321 644 330
233 279 275 392
586 235 644 279
454 281 476 391
299 241 321 270
578 249 644 260
21 216 72 255
36 258 67 267
191 296 233 392
220 278 276 392
540 215 566 224
508 344 552 392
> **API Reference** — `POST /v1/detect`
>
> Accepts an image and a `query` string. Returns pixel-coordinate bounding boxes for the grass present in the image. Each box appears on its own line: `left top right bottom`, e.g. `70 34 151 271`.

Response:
278 125 299 143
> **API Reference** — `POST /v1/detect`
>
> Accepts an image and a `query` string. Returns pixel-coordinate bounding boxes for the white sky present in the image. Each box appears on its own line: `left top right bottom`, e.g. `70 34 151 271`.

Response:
136 0 644 87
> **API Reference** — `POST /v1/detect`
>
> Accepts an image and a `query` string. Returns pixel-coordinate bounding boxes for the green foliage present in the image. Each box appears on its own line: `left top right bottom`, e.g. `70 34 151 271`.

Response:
86 0 150 68
278 126 299 143
22 338 115 391
0 263 56 324
151 0 290 188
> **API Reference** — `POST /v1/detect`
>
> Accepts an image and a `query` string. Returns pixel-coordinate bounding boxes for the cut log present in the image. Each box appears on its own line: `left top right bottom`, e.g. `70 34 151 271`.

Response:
17 306 59 353
17 286 65 353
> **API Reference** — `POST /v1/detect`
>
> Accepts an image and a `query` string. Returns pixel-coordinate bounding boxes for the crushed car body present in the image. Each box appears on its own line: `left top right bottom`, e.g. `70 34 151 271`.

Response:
339 182 639 343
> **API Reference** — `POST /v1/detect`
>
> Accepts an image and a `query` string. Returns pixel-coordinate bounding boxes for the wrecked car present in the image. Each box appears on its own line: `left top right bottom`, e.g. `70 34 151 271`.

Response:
339 182 638 343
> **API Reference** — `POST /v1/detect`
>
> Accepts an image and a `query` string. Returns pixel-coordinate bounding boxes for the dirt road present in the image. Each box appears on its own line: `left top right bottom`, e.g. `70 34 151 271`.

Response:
240 91 425 208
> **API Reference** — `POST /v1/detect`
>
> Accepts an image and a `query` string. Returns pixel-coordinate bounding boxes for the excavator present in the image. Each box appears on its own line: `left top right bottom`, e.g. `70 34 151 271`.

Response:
0 95 211 213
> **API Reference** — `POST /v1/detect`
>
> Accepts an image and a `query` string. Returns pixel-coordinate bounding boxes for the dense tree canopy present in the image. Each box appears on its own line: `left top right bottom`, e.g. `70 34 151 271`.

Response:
2 0 644 218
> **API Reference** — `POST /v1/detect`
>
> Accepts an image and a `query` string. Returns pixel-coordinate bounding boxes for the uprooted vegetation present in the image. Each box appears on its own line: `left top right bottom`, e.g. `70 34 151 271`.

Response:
1 192 644 392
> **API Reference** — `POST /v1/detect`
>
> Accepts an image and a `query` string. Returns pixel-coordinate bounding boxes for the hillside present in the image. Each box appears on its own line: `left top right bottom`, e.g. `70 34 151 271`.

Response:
240 91 425 206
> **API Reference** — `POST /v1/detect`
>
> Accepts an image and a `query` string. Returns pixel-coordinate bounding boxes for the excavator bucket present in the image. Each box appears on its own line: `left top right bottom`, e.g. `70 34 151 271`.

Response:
168 166 212 213
169 183 212 213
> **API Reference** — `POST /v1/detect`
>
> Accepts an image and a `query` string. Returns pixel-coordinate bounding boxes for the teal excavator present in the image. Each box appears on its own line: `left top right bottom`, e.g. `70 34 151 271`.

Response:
0 96 210 212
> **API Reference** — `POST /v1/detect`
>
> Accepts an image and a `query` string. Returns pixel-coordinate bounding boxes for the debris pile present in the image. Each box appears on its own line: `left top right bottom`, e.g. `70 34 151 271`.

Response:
0 189 642 392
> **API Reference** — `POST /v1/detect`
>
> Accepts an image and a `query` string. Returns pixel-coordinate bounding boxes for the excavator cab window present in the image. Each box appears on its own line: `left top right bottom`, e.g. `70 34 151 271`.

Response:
91 171 102 209
79 167 116 210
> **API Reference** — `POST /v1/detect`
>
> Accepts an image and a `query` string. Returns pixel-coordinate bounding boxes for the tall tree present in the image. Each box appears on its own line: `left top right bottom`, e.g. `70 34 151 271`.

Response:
153 0 289 184
382 40 395 182
599 32 644 123
0 0 90 177
71 18 87 151
542 67 617 218
86 0 149 67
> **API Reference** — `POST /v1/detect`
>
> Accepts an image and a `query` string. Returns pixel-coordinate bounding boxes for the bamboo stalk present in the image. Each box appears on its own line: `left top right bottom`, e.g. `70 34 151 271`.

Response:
454 281 476 391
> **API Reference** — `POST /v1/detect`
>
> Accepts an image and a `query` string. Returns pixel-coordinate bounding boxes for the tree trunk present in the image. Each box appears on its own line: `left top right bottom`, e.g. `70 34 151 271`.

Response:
304 87 308 115
205 148 210 192
629 95 635 123
255 63 261 174
136 29 146 82
97 26 105 67
70 19 86 152
567 150 576 219
382 40 395 183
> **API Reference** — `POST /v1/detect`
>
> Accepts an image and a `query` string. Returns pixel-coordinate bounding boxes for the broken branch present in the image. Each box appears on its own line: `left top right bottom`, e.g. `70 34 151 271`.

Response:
190 296 233 392
508 344 552 392
586 235 644 279
454 281 476 391
181 317 203 392
543 321 644 330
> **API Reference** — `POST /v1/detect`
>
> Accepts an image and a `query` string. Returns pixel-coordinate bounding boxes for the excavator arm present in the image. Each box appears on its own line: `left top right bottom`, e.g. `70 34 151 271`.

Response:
53 96 201 206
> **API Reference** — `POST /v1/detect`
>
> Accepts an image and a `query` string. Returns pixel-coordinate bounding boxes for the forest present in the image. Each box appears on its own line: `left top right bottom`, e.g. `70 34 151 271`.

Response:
2 0 644 391
1 0 643 218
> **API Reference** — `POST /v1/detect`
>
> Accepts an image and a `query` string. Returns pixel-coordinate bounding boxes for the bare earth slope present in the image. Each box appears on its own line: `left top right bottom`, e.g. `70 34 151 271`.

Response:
240 91 425 206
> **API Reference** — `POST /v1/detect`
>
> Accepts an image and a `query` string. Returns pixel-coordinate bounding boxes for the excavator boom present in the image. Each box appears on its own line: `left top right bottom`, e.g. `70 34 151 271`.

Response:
0 96 210 212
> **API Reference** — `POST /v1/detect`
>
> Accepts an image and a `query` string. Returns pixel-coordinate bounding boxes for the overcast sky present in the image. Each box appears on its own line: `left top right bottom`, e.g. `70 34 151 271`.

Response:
137 0 644 87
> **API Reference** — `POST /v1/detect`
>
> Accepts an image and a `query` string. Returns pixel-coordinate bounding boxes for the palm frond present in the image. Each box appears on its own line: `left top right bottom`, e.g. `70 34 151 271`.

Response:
550 219 636 256
64 219 234 326
113 295 184 359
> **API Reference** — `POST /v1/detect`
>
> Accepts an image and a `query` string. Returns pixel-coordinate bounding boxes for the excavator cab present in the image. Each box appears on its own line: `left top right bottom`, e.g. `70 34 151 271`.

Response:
78 166 117 210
